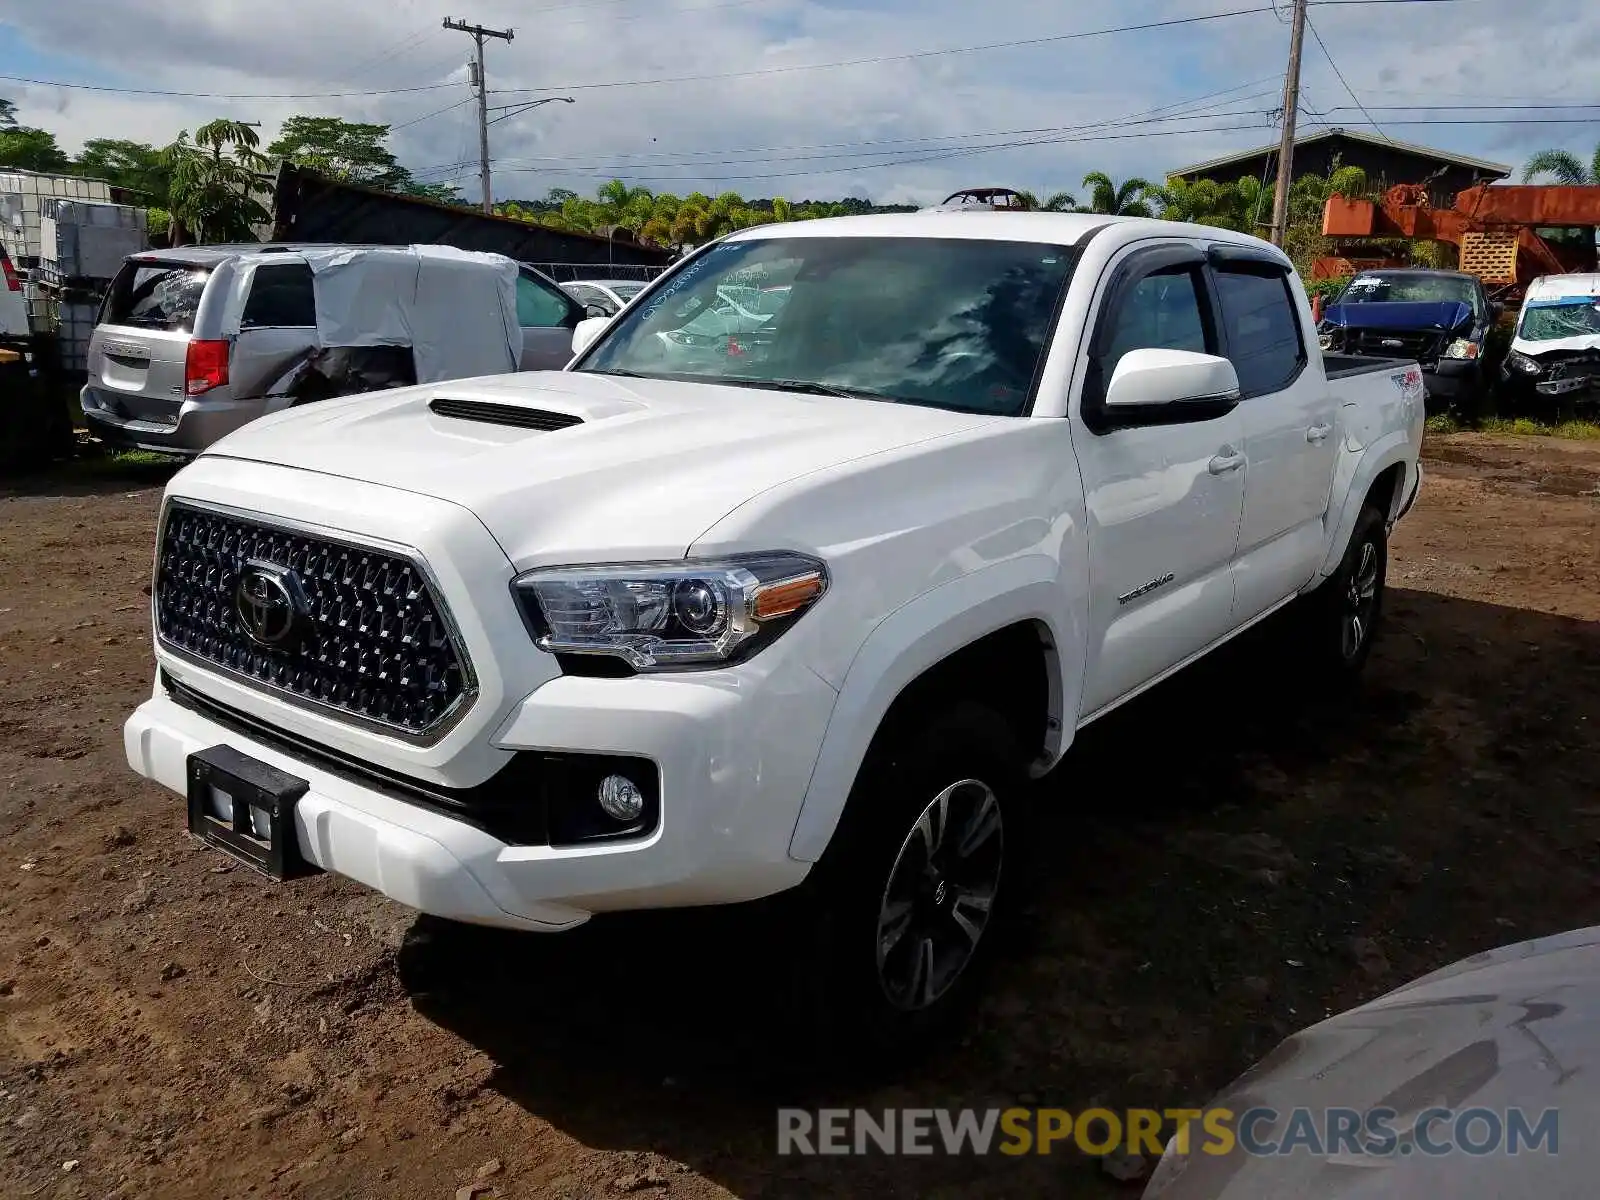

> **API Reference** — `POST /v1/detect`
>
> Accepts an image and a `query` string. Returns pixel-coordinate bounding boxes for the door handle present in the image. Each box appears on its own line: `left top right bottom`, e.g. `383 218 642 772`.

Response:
1306 422 1333 443
1208 448 1245 474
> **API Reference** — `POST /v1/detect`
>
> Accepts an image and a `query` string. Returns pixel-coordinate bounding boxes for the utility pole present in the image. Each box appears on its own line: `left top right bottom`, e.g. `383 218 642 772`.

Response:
443 16 514 215
1268 0 1308 247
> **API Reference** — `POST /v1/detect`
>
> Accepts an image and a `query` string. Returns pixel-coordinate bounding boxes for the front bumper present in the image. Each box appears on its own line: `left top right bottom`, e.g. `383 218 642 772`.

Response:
1418 358 1483 411
126 648 834 929
81 386 268 455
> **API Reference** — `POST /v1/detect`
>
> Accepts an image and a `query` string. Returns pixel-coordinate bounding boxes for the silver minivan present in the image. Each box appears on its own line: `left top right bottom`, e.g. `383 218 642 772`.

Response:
80 244 588 455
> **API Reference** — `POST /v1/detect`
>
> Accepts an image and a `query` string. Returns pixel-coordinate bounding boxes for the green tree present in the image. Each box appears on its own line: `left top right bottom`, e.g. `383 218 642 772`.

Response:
403 180 465 204
162 119 271 244
74 138 172 199
1079 172 1154 216
0 123 71 171
0 98 15 129
266 116 409 188
1521 143 1600 185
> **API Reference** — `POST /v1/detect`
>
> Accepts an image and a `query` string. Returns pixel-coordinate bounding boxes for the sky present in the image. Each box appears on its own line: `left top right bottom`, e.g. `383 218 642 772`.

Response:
1 0 1597 207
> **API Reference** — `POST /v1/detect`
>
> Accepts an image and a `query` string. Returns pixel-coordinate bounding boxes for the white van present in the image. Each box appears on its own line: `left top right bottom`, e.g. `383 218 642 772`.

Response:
1501 273 1600 406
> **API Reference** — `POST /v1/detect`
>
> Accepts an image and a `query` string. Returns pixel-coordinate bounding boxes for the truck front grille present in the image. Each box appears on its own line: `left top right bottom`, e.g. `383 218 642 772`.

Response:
154 502 474 741
1352 329 1444 361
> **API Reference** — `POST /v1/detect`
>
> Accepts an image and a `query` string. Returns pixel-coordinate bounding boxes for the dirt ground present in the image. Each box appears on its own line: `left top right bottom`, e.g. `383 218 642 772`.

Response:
3 432 1599 1200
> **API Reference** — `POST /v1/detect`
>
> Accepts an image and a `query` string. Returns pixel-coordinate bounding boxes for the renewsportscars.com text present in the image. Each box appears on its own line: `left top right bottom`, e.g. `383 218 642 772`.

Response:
776 1106 1559 1158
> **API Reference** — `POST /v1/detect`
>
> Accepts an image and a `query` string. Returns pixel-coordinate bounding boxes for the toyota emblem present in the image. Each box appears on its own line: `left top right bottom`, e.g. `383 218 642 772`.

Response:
235 561 306 647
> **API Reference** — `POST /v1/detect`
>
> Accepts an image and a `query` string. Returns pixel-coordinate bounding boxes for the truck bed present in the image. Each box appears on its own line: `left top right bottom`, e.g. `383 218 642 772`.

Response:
1323 352 1413 380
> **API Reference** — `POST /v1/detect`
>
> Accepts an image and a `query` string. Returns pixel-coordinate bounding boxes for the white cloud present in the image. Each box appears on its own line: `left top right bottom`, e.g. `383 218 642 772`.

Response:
2 0 1597 203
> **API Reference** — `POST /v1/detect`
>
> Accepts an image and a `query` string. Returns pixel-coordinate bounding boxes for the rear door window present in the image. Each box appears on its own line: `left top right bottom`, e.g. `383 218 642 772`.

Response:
241 263 316 328
1214 267 1307 397
105 261 212 332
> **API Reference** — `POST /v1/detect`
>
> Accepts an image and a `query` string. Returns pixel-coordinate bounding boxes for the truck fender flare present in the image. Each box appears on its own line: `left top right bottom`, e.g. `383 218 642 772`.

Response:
1318 430 1415 579
787 557 1081 863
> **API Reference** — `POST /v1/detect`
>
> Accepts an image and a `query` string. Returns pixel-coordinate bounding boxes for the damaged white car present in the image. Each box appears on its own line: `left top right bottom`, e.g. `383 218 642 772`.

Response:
1500 272 1600 408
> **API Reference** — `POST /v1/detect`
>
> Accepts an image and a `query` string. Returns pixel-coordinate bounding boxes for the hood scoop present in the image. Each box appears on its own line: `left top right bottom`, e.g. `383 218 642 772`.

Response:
429 397 584 432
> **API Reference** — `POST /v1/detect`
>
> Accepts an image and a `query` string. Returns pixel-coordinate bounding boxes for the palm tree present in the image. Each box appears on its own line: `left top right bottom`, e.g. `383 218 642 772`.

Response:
1522 143 1600 185
1079 171 1154 216
1151 177 1248 229
161 118 270 244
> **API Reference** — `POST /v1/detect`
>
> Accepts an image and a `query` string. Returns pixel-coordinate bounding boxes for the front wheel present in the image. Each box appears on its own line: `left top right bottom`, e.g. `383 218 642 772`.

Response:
789 702 1030 1061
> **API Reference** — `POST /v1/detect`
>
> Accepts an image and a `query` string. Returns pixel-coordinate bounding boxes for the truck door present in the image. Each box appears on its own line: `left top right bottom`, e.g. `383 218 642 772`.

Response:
1207 247 1339 622
1074 242 1245 717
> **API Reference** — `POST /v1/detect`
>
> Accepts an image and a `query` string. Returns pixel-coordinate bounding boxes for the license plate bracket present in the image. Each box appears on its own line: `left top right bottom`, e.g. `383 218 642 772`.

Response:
186 745 317 880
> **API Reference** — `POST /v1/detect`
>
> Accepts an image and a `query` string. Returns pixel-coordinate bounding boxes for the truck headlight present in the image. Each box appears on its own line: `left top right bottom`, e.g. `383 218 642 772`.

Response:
1506 350 1542 375
513 553 828 670
1443 338 1480 360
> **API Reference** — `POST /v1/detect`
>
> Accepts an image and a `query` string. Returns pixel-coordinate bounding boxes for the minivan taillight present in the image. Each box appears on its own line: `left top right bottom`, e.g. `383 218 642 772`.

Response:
184 339 230 396
0 251 19 292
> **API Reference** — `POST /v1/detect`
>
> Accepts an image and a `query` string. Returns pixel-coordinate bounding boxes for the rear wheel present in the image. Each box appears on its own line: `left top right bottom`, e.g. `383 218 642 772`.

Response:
1307 503 1388 677
790 702 1031 1061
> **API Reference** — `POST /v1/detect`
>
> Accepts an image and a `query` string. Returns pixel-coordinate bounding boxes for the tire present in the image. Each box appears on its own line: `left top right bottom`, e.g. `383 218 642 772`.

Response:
787 701 1031 1063
1306 503 1388 678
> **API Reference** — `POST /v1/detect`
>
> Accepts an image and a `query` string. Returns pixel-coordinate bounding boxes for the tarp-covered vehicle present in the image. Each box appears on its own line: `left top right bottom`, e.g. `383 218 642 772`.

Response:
1500 273 1600 410
80 243 578 456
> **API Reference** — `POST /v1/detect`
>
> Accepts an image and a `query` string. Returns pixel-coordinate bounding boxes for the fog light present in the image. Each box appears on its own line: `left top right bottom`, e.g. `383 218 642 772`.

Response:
597 774 645 822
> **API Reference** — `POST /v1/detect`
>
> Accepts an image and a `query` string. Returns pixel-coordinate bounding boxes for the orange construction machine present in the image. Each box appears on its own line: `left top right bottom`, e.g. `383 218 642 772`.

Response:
1316 184 1600 299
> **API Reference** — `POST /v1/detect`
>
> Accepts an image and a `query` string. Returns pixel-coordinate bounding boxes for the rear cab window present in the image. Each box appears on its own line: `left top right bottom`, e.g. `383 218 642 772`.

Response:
103 259 213 332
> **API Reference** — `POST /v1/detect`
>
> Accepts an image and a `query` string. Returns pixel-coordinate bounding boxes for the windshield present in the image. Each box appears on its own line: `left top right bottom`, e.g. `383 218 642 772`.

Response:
1338 274 1479 308
578 236 1078 416
1519 298 1600 342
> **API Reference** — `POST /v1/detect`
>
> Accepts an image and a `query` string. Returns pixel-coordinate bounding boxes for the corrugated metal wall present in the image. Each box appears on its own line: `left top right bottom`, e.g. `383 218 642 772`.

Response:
270 164 672 270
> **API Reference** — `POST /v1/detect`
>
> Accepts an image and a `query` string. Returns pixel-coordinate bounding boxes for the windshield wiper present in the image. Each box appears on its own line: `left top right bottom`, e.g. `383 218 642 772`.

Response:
720 377 895 401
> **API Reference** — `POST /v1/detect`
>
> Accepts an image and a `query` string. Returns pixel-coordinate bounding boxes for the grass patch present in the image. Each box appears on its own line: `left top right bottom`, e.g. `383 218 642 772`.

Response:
1426 414 1600 441
1552 420 1600 441
107 448 183 467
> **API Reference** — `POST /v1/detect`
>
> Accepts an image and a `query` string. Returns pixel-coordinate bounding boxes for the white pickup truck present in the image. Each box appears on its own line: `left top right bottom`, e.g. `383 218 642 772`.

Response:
125 212 1423 1049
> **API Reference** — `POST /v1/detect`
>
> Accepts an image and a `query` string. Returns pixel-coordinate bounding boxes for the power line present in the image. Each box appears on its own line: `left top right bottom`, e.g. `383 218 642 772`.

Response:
409 78 1284 178
1305 14 1389 140
478 121 1279 184
3 1 1478 103
344 25 440 82
390 97 473 131
0 73 456 100
475 93 1280 171
496 7 1286 94
1330 102 1600 110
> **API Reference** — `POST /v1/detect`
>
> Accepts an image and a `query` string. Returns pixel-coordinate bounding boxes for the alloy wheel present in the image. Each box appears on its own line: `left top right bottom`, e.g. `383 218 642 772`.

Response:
1342 537 1381 661
875 778 1004 1011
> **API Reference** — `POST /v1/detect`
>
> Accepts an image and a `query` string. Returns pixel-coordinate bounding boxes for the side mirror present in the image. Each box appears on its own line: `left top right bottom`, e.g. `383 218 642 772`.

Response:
571 315 610 357
585 302 612 320
1105 348 1241 417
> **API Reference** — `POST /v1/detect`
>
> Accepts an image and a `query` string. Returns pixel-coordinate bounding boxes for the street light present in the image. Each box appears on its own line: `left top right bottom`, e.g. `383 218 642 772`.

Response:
487 96 575 126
